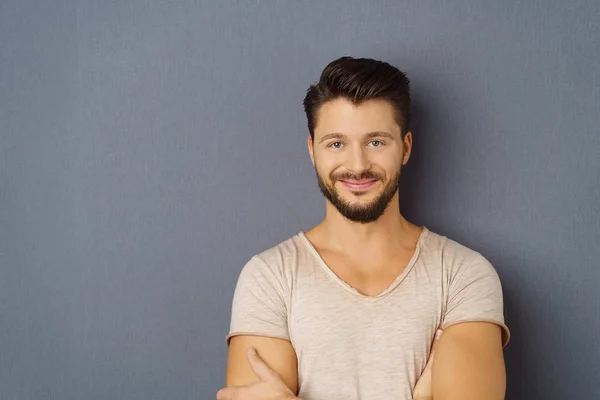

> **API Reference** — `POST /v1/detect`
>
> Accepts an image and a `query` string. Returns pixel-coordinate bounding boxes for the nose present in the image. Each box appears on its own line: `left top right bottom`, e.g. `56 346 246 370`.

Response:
345 144 372 173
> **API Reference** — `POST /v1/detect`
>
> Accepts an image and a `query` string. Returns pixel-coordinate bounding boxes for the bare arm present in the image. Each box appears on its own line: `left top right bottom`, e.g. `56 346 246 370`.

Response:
432 322 506 400
226 335 299 395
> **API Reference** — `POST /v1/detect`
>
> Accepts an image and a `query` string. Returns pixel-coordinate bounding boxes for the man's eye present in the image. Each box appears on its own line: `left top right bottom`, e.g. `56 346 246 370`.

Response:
370 140 383 147
330 142 343 149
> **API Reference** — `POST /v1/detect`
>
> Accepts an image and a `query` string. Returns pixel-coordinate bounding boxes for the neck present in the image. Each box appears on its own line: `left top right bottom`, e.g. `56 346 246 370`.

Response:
319 193 419 256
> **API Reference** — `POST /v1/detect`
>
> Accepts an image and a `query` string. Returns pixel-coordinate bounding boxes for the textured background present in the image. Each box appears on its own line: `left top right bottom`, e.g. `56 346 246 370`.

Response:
1 1 599 398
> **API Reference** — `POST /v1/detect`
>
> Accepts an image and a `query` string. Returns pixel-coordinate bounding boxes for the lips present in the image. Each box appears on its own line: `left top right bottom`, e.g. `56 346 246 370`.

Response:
339 179 378 191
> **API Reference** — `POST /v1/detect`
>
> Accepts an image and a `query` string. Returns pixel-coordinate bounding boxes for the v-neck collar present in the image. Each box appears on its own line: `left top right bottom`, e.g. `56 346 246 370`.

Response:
297 227 429 302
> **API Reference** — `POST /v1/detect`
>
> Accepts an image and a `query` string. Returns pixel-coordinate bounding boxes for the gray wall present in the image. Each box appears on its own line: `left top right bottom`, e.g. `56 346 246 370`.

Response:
2 1 599 399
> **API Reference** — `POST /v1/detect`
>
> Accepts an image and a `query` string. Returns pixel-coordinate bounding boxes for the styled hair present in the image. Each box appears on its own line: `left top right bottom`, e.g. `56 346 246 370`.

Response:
303 56 411 139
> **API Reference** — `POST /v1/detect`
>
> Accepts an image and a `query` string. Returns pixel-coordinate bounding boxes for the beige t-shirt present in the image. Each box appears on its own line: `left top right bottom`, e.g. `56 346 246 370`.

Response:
227 226 510 400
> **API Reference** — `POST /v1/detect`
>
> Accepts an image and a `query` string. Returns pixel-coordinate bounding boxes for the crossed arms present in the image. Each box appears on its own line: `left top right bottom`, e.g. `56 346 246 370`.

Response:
223 321 506 400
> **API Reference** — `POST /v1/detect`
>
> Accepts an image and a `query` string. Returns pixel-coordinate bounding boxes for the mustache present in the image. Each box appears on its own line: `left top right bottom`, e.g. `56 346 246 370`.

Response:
332 171 383 182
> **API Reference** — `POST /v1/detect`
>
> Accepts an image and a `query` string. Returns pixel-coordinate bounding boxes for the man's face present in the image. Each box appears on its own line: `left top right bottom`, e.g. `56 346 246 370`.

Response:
308 98 411 224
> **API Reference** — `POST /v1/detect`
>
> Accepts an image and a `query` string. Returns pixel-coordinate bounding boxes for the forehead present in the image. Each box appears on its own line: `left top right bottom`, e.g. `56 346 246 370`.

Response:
313 98 401 139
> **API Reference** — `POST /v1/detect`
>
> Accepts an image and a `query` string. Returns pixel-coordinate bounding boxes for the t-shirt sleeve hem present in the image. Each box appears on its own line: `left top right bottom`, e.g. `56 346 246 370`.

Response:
225 331 292 347
441 319 511 348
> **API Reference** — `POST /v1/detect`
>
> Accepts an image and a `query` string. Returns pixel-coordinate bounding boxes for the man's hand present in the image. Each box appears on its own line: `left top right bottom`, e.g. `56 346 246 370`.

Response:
412 329 443 400
217 347 299 400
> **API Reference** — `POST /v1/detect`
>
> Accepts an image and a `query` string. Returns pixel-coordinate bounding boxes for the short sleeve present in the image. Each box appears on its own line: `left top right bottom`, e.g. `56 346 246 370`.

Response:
442 254 511 347
226 255 290 346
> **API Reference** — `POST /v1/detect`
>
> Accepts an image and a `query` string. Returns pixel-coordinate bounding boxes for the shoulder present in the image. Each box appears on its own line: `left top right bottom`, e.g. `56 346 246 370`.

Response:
423 228 498 279
238 233 307 287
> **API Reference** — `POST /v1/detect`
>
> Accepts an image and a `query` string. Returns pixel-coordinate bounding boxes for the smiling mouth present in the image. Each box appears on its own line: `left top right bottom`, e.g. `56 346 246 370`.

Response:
339 179 378 191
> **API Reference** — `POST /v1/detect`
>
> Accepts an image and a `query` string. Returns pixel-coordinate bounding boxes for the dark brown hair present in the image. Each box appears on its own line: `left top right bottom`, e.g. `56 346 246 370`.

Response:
303 56 411 139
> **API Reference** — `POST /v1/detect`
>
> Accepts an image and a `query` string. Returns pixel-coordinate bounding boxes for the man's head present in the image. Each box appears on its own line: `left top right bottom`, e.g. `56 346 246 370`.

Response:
303 57 413 224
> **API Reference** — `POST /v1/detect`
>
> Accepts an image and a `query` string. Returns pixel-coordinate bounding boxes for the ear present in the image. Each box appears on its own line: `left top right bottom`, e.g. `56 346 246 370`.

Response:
308 135 315 166
402 131 413 165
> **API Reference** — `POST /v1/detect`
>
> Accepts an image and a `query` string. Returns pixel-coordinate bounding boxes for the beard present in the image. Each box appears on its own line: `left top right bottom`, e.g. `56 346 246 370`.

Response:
315 167 401 224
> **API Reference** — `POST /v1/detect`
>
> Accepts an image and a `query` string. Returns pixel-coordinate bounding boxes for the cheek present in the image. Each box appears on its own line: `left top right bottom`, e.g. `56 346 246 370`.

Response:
316 164 337 181
314 153 341 175
371 153 402 173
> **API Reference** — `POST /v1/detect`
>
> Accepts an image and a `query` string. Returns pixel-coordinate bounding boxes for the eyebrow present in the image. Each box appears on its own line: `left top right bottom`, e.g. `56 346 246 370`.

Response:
318 131 395 143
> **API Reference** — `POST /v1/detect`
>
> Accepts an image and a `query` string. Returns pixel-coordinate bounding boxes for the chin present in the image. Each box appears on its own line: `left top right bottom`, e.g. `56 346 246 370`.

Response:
343 188 380 199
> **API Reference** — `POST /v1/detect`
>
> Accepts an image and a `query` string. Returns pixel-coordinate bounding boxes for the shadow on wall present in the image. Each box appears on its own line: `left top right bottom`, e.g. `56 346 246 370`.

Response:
398 93 436 225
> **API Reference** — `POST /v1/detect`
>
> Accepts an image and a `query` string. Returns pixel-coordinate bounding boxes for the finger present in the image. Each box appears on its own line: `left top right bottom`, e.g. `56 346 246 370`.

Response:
247 347 277 381
423 349 435 372
422 352 435 375
216 387 235 400
431 329 443 352
424 330 443 371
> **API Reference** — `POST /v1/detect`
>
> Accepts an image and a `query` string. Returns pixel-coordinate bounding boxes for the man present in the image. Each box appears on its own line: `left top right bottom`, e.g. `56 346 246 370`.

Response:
217 57 510 400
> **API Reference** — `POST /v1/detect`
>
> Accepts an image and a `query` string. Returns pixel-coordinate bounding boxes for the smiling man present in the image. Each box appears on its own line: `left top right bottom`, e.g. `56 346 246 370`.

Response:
218 57 510 400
